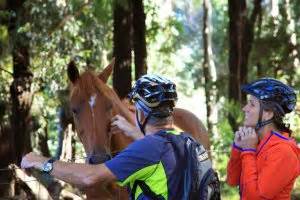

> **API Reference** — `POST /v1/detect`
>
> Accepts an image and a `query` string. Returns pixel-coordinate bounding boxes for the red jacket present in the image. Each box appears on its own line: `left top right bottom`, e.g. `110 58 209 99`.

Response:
227 131 300 200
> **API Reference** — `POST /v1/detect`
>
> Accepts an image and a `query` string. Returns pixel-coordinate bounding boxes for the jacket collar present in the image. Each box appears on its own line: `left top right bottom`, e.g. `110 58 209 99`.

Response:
256 130 290 155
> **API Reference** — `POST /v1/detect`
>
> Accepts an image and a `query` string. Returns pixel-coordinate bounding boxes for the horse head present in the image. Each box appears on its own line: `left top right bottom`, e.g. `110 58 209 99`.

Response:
67 59 134 165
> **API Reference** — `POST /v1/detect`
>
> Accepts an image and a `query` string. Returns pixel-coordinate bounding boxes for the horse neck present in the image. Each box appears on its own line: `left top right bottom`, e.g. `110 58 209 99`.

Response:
110 94 135 125
110 102 135 154
101 89 135 154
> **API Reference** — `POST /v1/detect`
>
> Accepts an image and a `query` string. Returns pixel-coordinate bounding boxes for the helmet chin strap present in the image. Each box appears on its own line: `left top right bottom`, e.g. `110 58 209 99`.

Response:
135 101 152 135
136 110 151 135
255 101 273 132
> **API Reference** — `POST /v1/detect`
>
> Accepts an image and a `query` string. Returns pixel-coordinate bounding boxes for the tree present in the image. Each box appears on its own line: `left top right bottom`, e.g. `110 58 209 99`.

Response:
228 0 262 103
0 0 34 197
113 0 133 98
132 0 147 80
202 0 217 133
8 0 33 166
228 0 262 129
113 0 148 97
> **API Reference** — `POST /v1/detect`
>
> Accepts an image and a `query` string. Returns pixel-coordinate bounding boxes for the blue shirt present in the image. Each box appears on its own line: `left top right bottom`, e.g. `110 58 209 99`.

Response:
105 130 185 200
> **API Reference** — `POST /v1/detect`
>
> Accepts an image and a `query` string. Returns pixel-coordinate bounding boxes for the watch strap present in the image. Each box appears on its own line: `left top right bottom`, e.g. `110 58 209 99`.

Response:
47 158 56 164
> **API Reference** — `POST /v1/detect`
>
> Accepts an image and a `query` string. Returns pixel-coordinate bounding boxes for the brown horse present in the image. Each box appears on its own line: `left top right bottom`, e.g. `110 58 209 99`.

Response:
67 60 210 199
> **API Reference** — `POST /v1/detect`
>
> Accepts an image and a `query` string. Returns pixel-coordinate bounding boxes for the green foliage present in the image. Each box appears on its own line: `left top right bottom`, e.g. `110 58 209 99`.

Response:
0 0 114 156
1 0 300 197
249 0 300 85
162 0 229 97
145 0 195 95
0 24 11 127
211 99 244 198
287 99 300 141
212 100 240 162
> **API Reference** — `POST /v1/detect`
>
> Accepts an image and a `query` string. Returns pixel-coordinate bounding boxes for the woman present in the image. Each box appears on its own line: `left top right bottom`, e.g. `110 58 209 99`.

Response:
227 77 300 200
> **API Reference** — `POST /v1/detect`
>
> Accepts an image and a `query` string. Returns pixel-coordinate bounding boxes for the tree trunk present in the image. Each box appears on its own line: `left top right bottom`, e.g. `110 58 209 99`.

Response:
256 62 263 77
283 0 298 85
132 0 147 80
228 0 262 130
228 0 246 104
0 0 33 198
113 1 133 99
241 0 262 88
228 0 262 102
60 124 76 162
202 0 217 133
0 126 14 197
38 122 50 157
55 89 74 159
8 0 33 166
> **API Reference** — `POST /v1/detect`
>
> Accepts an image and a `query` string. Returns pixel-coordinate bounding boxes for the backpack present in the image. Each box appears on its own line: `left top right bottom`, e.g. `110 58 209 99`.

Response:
131 131 220 200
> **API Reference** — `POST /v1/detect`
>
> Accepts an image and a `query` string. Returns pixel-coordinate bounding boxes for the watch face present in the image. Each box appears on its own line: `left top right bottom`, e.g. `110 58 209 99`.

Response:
43 162 53 172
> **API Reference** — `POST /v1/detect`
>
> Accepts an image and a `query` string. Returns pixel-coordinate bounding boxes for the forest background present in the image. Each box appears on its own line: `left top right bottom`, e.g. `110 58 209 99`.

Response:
0 0 300 199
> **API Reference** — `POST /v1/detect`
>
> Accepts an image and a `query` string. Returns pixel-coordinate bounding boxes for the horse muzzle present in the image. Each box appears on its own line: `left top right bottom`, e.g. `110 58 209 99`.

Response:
86 153 112 165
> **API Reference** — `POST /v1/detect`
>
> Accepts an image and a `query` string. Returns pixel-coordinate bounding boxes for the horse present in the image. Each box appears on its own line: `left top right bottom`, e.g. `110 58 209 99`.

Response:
67 59 211 199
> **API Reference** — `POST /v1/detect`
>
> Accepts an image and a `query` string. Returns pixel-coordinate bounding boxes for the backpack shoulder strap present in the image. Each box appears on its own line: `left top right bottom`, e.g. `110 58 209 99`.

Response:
131 180 165 200
155 130 186 159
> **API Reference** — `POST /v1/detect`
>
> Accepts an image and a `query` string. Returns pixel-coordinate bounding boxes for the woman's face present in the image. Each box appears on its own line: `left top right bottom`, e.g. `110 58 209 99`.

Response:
242 95 260 127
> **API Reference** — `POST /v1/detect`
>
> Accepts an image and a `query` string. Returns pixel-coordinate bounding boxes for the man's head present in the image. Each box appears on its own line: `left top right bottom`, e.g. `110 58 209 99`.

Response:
242 77 296 131
128 74 178 134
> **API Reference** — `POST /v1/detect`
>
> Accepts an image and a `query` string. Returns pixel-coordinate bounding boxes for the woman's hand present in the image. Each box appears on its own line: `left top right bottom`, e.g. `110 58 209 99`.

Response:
234 126 258 150
110 115 144 140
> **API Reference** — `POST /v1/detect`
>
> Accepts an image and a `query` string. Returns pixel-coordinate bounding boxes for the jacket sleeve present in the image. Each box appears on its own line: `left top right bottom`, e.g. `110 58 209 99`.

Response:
240 144 299 199
226 144 242 186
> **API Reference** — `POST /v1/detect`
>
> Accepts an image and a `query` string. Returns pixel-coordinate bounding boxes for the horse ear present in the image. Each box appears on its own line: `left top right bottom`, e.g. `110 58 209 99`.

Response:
67 60 80 84
98 58 115 83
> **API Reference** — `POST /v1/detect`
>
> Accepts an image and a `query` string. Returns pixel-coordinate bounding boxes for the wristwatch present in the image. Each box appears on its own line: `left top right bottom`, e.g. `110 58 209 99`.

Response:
42 158 56 174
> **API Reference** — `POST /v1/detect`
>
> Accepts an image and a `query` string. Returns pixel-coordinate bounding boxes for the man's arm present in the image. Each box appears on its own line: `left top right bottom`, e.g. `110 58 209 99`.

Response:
21 152 117 188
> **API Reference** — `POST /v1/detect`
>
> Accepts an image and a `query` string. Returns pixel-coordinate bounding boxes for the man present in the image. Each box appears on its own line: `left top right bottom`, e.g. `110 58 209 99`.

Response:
227 77 300 200
21 74 190 199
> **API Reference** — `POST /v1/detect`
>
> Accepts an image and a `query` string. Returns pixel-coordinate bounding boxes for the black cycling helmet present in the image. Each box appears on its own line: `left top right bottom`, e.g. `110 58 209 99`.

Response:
242 77 296 129
128 74 178 134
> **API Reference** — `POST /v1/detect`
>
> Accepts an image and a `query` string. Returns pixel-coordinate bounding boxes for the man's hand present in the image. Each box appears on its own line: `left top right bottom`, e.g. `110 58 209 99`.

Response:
234 127 258 150
110 115 144 140
21 152 47 170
